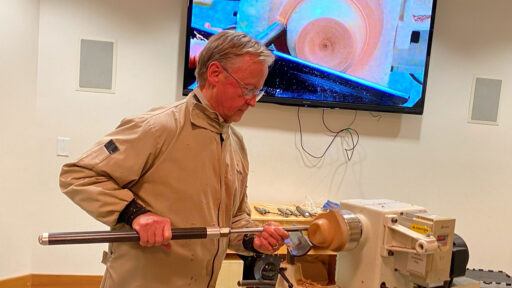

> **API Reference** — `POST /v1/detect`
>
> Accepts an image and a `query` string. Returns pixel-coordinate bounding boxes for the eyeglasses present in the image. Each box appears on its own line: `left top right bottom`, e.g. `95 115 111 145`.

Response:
219 64 266 101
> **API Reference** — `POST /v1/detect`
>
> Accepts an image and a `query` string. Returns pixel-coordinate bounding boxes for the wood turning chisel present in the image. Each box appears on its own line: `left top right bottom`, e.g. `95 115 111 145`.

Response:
38 225 309 245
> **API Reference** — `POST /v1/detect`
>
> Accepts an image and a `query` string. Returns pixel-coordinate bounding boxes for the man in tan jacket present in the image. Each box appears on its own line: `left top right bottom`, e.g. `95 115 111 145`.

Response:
60 31 289 287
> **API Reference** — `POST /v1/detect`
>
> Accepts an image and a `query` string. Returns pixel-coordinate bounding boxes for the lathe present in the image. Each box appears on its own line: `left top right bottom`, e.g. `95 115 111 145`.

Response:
238 199 474 288
332 199 472 288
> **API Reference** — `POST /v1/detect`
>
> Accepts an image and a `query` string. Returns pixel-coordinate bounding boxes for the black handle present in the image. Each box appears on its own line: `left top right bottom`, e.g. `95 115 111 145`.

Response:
171 227 207 240
41 227 208 245
44 230 139 245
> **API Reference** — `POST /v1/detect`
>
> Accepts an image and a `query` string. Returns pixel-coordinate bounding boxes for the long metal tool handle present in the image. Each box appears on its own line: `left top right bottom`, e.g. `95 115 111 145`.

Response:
39 225 309 246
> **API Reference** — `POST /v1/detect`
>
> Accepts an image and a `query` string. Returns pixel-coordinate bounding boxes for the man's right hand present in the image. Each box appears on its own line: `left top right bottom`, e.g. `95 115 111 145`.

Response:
132 212 172 250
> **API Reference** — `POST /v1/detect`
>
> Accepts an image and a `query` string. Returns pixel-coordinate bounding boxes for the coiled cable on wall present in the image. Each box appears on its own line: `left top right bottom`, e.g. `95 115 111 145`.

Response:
297 107 359 161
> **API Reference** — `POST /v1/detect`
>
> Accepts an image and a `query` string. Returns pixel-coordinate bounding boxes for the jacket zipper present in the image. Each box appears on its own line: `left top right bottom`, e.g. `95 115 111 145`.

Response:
206 133 224 287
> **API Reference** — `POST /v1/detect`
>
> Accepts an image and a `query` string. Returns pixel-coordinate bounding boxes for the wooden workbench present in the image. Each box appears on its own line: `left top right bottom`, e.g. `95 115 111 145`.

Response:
248 202 335 255
225 202 338 286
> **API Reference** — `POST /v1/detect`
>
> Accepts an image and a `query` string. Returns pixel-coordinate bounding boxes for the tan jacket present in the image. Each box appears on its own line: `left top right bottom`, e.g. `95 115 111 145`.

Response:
60 89 255 288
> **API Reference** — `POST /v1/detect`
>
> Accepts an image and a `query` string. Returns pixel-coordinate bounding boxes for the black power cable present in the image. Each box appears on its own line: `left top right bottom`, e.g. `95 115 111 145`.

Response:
297 107 359 161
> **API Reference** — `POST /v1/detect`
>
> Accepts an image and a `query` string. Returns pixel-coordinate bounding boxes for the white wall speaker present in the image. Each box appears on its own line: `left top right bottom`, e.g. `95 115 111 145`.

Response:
77 39 117 93
468 76 502 125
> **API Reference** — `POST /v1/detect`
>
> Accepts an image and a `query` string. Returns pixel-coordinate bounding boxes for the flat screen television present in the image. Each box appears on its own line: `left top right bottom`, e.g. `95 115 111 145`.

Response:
182 0 437 115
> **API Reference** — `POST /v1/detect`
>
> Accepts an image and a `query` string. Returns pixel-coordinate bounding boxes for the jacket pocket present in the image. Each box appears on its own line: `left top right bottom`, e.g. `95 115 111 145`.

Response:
101 250 112 265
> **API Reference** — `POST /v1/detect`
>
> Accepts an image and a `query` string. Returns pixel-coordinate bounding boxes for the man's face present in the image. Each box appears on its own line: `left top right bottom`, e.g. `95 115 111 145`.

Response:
210 54 268 123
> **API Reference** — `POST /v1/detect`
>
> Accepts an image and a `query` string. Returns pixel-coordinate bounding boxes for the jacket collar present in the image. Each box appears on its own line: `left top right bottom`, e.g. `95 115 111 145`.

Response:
188 88 229 134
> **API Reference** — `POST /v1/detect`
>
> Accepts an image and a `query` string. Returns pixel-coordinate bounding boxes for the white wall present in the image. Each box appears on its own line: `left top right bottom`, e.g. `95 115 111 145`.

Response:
0 0 510 280
31 0 187 274
413 1 512 270
0 0 40 279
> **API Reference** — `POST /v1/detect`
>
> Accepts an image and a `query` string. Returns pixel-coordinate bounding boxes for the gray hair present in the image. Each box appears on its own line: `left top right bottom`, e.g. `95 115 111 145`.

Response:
195 30 275 86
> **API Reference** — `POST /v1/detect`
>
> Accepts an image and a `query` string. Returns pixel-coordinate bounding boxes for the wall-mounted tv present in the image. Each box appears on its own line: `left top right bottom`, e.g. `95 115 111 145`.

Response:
183 0 437 115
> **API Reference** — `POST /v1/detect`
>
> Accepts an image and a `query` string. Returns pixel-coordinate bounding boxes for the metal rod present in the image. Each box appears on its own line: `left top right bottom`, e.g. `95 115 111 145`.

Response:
256 21 286 46
231 225 308 234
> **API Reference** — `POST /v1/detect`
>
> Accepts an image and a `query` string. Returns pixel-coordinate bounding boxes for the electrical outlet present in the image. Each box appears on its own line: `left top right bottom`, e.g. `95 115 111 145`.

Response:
57 137 70 157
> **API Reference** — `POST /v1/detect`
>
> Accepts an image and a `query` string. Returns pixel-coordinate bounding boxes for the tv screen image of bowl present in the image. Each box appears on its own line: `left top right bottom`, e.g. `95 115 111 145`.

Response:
183 0 436 114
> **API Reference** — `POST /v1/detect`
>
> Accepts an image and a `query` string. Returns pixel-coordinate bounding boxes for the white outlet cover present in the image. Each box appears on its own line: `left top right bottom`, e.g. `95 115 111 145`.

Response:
57 137 70 157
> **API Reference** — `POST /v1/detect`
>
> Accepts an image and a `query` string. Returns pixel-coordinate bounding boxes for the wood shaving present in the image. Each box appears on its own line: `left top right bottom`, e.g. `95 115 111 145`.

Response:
295 279 326 288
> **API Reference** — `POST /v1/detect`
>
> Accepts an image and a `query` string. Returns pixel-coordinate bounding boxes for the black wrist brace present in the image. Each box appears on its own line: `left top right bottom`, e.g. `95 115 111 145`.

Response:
117 199 151 227
242 234 261 254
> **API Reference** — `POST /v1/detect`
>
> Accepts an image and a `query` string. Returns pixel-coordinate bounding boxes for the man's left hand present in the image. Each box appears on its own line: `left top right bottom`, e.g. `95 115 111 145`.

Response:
253 222 289 254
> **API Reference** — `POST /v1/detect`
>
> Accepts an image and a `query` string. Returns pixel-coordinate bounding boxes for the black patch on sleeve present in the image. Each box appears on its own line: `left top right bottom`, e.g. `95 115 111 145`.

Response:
104 139 119 155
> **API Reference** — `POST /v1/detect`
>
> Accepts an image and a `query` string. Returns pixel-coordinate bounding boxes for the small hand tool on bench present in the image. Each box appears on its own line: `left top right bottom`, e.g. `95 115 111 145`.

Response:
254 205 283 216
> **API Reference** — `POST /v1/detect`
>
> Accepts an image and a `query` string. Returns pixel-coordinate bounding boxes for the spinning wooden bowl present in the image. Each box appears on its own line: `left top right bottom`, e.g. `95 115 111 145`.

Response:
308 209 361 252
